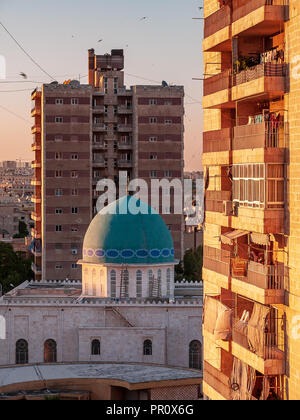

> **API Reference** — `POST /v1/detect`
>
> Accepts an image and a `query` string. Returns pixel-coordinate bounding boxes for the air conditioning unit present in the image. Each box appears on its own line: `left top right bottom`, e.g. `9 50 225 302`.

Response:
223 200 233 216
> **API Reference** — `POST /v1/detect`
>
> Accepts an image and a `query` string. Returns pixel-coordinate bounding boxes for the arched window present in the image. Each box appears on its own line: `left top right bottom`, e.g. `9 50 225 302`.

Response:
157 269 162 297
44 339 57 363
111 270 116 298
189 340 202 370
123 269 129 298
143 340 152 356
92 269 97 296
148 270 153 296
16 339 28 365
83 268 88 294
91 339 101 355
167 268 171 297
136 270 143 298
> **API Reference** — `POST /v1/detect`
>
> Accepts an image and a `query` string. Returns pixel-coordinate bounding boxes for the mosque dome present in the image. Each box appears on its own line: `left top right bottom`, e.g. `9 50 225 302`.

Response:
82 196 175 265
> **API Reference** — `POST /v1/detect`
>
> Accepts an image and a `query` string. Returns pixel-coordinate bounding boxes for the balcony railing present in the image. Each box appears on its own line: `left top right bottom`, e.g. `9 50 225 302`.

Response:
204 362 231 400
205 190 232 213
204 70 232 96
204 6 231 38
233 0 288 22
233 121 285 149
203 246 230 277
203 128 232 153
233 63 286 86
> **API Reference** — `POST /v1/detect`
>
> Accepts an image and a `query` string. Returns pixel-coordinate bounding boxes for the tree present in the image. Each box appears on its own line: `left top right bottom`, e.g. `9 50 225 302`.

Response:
0 243 33 294
175 245 203 283
13 221 29 239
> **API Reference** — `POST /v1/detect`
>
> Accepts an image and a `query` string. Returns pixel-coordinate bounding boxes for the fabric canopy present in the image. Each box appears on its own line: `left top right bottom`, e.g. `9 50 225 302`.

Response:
221 230 249 245
250 232 270 246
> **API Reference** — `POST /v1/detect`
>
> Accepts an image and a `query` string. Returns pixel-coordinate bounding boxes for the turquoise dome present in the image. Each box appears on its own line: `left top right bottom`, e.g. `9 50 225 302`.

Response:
82 196 175 265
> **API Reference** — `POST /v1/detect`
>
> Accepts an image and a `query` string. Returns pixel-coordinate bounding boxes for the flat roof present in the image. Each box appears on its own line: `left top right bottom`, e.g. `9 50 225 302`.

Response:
0 363 202 390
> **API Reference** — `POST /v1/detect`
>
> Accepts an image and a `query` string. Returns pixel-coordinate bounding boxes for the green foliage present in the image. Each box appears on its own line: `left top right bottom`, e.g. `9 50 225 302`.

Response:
13 221 29 239
175 245 203 283
0 242 33 294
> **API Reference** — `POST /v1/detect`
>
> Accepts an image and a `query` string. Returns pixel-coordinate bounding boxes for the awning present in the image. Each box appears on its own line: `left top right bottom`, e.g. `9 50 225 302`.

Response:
220 230 249 246
250 232 270 246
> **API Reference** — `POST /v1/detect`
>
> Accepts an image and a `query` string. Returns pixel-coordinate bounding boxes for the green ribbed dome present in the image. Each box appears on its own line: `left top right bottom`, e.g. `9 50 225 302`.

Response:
82 196 175 265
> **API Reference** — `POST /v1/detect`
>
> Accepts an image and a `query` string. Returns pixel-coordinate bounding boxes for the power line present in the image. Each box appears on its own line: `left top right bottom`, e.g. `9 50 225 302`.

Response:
0 88 34 93
0 21 55 81
0 104 31 124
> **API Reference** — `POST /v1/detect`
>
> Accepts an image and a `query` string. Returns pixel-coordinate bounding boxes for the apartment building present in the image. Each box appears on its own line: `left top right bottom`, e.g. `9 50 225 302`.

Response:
202 0 300 400
31 49 184 281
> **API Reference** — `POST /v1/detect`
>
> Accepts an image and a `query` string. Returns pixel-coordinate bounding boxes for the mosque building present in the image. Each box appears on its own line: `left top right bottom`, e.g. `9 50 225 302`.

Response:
0 197 203 400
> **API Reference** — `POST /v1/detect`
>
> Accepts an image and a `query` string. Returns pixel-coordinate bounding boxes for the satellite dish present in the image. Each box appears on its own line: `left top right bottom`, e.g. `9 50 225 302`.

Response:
162 81 168 87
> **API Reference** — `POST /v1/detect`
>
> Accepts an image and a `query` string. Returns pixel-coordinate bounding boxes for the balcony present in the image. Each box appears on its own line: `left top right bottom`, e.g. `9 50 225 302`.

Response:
31 142 41 152
203 362 231 401
92 159 106 168
92 142 107 150
232 313 285 375
232 63 286 101
31 212 41 222
31 263 42 274
31 124 41 135
203 70 232 109
206 191 232 213
31 161 41 169
118 159 133 168
92 106 105 113
31 89 41 101
31 105 41 117
31 178 41 187
31 229 41 240
203 246 230 288
203 128 232 154
232 0 288 38
232 259 285 304
31 195 41 204
118 105 133 114
233 121 286 150
118 141 133 150
93 123 107 132
118 125 133 133
203 6 232 52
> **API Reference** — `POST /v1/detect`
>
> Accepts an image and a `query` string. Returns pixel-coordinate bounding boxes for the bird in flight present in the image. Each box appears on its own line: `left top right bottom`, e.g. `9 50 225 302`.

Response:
19 72 28 79
98 39 103 43
139 16 149 21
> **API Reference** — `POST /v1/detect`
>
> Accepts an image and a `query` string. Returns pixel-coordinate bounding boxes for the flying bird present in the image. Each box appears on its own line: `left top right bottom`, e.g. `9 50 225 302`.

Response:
98 39 103 43
19 72 28 79
139 16 149 21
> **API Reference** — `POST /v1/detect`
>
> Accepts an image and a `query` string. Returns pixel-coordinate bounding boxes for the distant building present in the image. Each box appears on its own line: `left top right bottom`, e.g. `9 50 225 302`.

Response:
31 49 185 281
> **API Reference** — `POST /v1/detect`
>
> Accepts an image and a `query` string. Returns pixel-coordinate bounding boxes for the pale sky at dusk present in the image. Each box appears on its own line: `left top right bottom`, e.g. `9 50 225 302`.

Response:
0 0 204 170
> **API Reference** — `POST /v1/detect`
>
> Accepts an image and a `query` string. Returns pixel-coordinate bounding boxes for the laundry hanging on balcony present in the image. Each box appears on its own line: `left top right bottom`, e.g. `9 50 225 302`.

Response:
230 357 256 401
247 303 271 358
203 296 233 341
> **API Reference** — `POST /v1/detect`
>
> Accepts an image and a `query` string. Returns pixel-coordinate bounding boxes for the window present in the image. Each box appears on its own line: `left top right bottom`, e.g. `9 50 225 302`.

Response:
55 152 63 160
72 249 78 255
149 99 157 105
71 263 78 269
165 119 172 125
71 227 79 232
111 270 116 298
150 117 157 124
55 189 63 196
148 270 153 296
55 136 63 142
72 207 78 214
104 105 108 115
71 154 78 160
44 339 57 363
189 341 202 370
71 189 78 196
56 265 63 270
71 98 78 105
71 171 78 178
167 268 171 297
55 117 63 123
136 270 143 298
55 170 62 178
114 105 118 116
56 99 63 105
150 154 157 160
143 340 152 356
150 171 157 178
121 269 129 298
158 269 162 297
149 137 157 142
55 209 63 215
56 225 62 232
16 339 28 365
91 339 101 356
165 171 172 178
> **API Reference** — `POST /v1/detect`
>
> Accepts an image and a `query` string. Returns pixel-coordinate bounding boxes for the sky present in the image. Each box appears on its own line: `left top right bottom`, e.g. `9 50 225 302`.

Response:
0 0 204 171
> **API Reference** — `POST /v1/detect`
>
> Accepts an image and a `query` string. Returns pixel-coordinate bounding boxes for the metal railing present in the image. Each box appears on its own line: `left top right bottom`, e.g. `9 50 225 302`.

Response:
233 63 286 86
233 121 285 149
